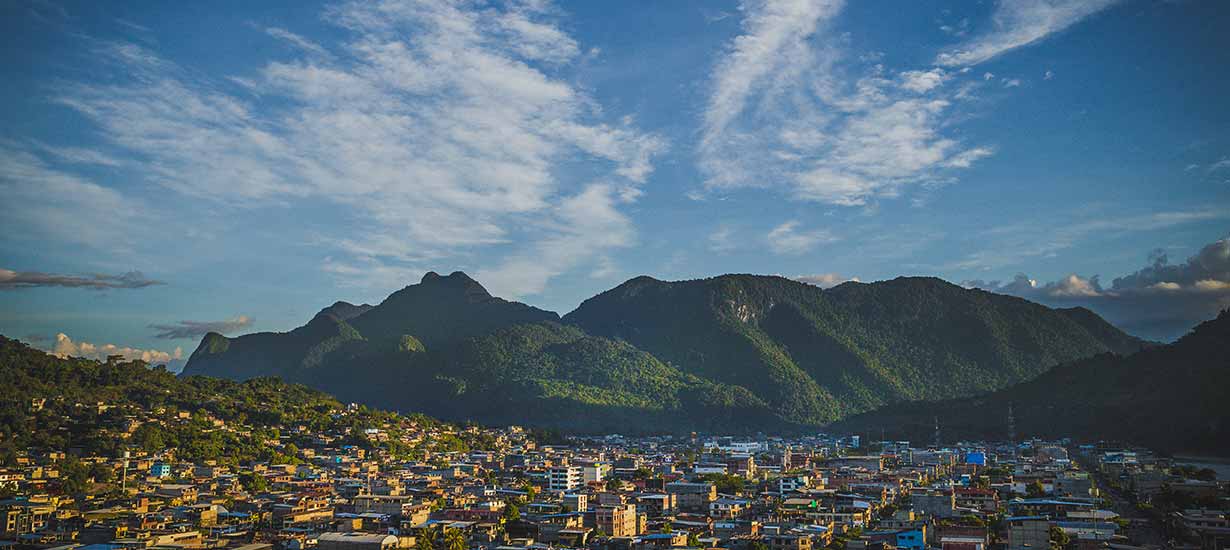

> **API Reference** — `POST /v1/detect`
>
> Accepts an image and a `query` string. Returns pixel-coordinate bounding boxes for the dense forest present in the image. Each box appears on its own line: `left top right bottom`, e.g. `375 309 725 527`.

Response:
831 310 1230 454
183 271 1146 433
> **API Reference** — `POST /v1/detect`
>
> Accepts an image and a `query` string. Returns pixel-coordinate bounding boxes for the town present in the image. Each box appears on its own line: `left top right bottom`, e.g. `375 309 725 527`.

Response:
2 397 1227 550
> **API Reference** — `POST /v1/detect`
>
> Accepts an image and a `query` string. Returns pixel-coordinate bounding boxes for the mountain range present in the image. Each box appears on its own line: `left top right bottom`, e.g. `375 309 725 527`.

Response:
183 271 1147 433
832 310 1230 455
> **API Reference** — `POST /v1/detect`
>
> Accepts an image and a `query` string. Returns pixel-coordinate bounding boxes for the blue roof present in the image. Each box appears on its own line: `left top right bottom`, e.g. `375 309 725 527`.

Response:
1011 499 1093 507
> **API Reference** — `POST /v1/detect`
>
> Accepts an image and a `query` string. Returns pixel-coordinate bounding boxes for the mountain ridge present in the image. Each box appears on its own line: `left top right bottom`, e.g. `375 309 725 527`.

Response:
830 309 1230 454
183 271 1147 432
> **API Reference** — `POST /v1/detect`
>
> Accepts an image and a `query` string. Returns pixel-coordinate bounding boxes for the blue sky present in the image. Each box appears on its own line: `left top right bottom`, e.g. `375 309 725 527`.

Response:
2 0 1228 366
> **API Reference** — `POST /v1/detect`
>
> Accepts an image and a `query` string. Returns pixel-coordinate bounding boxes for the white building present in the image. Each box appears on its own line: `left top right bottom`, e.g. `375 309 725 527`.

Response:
549 466 583 492
583 463 611 483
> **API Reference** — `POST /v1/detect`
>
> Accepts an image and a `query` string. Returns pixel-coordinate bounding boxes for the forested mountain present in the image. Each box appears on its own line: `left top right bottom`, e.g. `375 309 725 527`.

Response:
831 310 1230 454
566 274 1147 424
183 271 1146 432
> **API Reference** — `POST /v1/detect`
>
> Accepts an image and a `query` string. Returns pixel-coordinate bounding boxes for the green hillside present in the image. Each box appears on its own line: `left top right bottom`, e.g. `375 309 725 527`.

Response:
183 271 1145 432
565 274 1147 424
0 335 459 464
831 310 1230 454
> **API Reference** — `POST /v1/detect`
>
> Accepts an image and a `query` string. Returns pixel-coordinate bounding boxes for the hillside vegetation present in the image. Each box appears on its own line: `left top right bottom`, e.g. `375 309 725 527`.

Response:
831 310 1230 454
183 271 1146 432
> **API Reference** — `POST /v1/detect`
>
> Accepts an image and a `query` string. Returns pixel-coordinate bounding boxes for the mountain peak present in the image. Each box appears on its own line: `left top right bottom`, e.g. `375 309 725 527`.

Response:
313 301 373 323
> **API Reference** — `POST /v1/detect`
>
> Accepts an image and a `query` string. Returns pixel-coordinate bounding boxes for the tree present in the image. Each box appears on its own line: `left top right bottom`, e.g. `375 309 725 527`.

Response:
661 520 673 534
687 532 701 547
417 525 440 550
1048 526 1070 550
502 502 520 523
90 462 114 484
1026 481 1045 498
239 472 268 493
444 528 467 550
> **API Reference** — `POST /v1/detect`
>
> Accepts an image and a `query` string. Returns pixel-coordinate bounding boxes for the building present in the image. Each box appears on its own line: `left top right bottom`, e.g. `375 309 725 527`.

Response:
1007 518 1050 550
352 495 419 517
317 532 399 550
151 462 173 478
562 493 588 512
583 463 611 483
596 503 640 537
765 533 813 550
666 482 717 513
910 488 955 519
549 466 583 492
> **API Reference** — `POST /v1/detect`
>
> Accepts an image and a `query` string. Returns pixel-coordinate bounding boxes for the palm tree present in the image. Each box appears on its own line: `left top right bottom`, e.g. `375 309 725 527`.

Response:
417 525 440 550
444 527 467 550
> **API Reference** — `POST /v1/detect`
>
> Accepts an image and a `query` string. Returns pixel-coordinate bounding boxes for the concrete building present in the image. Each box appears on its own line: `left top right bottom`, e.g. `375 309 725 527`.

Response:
596 503 640 537
1007 518 1050 550
317 532 399 550
549 466 583 492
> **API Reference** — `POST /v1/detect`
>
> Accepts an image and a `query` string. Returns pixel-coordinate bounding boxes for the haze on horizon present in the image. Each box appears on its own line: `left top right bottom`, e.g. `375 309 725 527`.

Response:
1 0 1228 369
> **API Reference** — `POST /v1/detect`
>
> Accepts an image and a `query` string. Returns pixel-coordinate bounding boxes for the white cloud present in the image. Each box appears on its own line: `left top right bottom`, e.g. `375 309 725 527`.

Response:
936 0 1120 67
52 332 183 365
709 226 737 253
899 68 948 93
476 183 635 298
0 145 145 253
48 0 663 295
794 273 860 288
265 27 332 58
1002 78 1022 88
698 0 993 207
767 220 837 255
965 235 1230 341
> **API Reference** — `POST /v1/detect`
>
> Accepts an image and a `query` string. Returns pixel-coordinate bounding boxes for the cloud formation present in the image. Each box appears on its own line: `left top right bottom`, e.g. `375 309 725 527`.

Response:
150 315 253 339
767 221 837 255
0 268 163 290
700 0 994 207
51 0 663 296
965 236 1230 341
935 0 1121 67
52 333 183 366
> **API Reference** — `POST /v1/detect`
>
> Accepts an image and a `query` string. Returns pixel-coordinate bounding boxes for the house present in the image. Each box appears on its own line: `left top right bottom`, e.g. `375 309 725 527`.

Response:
317 532 399 550
151 462 172 478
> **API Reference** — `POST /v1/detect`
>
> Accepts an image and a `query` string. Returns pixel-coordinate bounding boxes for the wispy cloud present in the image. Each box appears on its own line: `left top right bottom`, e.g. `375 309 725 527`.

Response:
0 145 145 253
47 0 664 296
767 220 837 255
709 225 737 253
945 208 1229 272
699 0 994 207
476 183 636 298
265 26 332 58
0 268 163 290
935 0 1120 67
150 316 253 339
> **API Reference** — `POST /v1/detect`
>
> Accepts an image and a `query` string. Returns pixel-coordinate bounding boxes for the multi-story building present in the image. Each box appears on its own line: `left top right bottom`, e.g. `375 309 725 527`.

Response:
596 503 640 537
666 481 717 513
583 463 611 483
1007 518 1050 550
549 466 583 492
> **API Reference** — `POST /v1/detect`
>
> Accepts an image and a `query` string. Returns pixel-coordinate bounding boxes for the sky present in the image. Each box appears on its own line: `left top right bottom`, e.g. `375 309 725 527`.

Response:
2 0 1229 369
